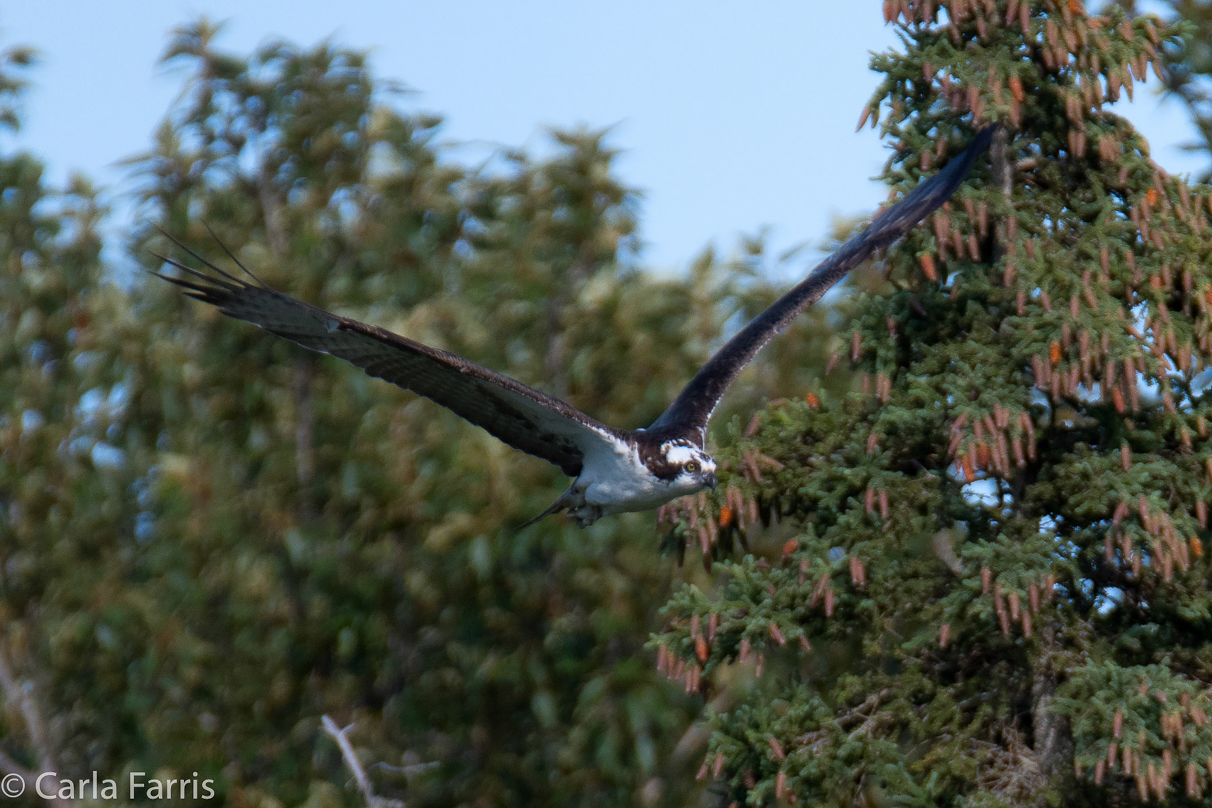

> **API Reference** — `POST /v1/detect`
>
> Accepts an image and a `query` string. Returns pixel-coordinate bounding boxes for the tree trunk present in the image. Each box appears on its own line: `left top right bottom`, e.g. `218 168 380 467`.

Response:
1032 623 1072 800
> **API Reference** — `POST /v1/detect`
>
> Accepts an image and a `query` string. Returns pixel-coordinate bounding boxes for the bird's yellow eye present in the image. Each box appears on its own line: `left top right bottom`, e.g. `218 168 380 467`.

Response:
686 461 699 473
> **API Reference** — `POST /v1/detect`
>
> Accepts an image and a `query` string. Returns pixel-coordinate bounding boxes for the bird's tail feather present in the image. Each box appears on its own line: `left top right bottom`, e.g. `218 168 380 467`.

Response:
520 485 576 528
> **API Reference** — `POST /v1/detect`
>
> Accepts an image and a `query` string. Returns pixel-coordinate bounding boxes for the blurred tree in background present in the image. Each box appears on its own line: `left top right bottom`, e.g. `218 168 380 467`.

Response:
657 0 1212 805
0 18 850 808
0 37 133 803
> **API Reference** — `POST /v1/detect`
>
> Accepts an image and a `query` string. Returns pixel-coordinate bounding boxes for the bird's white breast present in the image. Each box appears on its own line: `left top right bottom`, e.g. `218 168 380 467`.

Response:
576 436 689 515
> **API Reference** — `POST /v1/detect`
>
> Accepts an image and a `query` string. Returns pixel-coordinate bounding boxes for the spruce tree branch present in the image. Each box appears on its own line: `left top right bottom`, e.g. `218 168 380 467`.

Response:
835 689 890 733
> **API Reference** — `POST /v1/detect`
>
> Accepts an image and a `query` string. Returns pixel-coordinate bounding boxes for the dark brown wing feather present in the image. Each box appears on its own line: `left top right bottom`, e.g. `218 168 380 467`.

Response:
152 243 623 477
650 126 996 436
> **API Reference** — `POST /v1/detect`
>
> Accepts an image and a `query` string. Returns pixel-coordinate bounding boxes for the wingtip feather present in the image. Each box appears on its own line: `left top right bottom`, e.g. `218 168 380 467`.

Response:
149 228 251 288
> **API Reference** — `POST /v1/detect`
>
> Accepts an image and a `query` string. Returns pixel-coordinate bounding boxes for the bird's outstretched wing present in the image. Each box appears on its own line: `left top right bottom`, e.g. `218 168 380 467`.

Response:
649 126 996 436
152 240 624 477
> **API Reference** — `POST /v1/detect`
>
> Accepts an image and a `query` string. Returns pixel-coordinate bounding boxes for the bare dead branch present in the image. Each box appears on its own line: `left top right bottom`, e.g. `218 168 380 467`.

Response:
0 637 71 808
320 715 403 808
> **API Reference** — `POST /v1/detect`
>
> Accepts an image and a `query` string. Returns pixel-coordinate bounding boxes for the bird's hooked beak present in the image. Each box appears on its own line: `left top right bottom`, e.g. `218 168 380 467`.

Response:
706 472 717 491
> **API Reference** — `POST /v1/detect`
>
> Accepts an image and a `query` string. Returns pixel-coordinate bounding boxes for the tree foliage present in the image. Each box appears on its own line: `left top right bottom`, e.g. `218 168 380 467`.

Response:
657 1 1212 805
0 18 849 808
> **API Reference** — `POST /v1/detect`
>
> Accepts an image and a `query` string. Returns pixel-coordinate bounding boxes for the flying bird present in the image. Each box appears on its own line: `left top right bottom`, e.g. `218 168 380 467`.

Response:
155 127 994 526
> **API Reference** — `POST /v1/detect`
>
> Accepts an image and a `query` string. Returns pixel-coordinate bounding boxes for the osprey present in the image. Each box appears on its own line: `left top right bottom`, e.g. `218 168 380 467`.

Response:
156 128 993 526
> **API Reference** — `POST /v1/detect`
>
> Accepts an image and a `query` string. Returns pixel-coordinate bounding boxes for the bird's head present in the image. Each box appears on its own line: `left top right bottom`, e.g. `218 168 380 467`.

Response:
661 442 717 493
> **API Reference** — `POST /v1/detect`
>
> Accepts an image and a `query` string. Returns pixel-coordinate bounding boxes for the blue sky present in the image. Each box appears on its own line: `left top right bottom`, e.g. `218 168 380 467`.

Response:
4 1 1206 274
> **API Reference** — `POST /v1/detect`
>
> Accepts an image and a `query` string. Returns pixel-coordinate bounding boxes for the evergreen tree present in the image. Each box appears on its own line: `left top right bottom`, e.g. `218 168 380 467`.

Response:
658 1 1212 805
